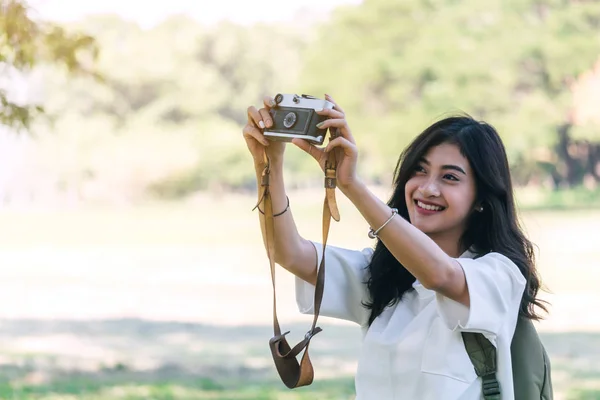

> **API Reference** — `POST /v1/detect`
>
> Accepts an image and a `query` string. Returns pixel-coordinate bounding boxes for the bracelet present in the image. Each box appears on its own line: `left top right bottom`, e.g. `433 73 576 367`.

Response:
257 196 290 217
368 208 398 239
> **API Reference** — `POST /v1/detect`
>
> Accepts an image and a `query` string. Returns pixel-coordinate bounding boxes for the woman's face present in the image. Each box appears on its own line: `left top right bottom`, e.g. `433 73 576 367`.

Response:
404 143 478 247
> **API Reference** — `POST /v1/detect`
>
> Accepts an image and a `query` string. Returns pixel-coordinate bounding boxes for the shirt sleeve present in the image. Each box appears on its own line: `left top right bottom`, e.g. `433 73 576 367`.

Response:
295 241 373 327
435 252 526 337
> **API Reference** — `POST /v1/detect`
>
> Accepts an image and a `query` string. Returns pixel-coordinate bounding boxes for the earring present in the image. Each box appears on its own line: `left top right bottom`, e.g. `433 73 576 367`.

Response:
476 206 484 212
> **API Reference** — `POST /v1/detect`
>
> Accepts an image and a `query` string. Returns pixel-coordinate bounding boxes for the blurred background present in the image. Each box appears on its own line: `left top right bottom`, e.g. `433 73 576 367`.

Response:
0 0 599 399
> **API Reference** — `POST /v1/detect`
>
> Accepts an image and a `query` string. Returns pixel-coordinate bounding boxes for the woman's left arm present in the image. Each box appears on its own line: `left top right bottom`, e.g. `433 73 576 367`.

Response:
344 182 468 305
293 95 467 305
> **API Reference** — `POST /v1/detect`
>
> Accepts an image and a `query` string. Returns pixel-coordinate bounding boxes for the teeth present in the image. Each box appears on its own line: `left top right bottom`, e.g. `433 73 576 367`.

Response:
417 200 443 211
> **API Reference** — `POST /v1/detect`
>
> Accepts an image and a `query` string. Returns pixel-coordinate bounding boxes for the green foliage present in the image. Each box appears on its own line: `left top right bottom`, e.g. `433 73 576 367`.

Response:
5 0 600 202
20 14 314 202
0 0 99 130
301 0 600 163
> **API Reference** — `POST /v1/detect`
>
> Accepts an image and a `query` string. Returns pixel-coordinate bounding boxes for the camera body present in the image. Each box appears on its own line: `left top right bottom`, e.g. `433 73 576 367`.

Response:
263 94 335 146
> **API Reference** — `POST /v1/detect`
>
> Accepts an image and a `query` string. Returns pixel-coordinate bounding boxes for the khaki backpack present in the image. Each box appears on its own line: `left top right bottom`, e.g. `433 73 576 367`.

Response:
462 316 553 400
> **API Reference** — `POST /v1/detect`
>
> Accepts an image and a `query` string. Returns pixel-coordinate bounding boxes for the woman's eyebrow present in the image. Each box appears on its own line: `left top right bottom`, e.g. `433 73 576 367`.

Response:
442 165 466 175
419 157 466 175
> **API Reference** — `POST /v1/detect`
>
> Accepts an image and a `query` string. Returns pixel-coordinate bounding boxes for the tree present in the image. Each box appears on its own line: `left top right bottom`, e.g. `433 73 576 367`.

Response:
299 0 600 188
0 0 99 130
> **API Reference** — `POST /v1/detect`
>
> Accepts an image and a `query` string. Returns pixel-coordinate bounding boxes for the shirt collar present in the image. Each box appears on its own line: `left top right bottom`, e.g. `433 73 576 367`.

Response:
459 248 477 259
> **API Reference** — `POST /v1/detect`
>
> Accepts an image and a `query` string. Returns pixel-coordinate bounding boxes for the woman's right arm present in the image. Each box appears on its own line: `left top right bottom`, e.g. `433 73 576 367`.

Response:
244 97 318 285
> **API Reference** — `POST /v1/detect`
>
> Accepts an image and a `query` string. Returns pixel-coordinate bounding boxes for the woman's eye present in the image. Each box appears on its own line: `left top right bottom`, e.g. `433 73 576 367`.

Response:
415 165 426 173
444 174 459 181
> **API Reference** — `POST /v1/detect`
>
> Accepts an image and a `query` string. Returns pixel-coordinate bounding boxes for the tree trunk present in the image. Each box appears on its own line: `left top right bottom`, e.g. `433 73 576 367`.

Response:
589 142 600 182
555 123 580 187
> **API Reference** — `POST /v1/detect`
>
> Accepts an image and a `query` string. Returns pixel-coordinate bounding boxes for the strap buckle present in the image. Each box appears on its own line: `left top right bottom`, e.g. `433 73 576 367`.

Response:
329 127 341 139
324 177 336 189
261 173 270 186
482 374 500 396
324 161 336 189
304 327 322 341
260 158 271 187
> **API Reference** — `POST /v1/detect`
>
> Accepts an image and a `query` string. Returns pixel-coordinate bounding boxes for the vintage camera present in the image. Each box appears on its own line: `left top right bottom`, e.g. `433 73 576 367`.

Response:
263 93 334 146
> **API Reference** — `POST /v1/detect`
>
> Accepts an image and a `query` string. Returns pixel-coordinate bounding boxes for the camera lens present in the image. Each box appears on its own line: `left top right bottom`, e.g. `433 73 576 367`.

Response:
283 112 297 128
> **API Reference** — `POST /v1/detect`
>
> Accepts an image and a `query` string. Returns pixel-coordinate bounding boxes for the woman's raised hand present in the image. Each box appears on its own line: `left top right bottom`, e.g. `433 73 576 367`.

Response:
243 96 285 166
292 94 360 192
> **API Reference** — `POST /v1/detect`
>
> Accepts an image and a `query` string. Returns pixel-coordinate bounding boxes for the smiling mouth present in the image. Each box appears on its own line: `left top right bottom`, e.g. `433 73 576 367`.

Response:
414 200 446 212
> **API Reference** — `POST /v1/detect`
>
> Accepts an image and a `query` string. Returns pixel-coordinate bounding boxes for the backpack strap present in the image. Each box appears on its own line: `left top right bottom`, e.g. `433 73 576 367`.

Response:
462 332 501 400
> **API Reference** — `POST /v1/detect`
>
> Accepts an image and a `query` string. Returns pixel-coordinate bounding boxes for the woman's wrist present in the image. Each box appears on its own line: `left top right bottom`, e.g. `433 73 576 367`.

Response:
340 178 367 201
254 153 283 168
254 157 283 171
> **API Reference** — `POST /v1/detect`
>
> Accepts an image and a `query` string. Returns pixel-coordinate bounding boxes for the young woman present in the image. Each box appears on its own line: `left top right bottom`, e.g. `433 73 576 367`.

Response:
243 94 547 400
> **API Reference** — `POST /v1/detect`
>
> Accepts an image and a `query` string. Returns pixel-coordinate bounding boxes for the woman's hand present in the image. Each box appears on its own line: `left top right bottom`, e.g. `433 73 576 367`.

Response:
243 96 285 166
292 94 361 193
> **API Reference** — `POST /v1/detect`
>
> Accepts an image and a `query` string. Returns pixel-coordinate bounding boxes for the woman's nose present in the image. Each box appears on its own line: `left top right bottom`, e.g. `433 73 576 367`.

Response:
418 179 440 197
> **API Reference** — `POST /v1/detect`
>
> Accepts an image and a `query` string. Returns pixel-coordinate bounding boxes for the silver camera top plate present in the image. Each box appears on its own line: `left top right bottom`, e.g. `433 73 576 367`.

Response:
274 94 335 111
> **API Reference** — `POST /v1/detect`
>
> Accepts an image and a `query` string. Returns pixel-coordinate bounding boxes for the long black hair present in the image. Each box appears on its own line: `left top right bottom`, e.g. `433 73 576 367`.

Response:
363 115 548 326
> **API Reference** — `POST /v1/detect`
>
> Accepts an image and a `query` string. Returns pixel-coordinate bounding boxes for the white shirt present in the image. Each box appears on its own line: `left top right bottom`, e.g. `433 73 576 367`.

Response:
295 242 526 400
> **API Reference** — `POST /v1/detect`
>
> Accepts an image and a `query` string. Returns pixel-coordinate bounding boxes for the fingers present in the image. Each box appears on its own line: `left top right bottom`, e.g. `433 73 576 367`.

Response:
247 105 274 130
292 138 324 162
259 108 273 128
315 108 344 119
263 96 276 108
243 123 269 146
325 93 345 114
324 136 357 157
316 118 355 144
247 106 265 129
318 94 355 143
316 118 347 130
293 135 357 162
245 97 276 146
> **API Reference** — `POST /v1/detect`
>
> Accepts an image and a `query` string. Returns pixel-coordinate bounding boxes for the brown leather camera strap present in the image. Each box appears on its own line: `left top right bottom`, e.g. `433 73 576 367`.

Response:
254 129 341 389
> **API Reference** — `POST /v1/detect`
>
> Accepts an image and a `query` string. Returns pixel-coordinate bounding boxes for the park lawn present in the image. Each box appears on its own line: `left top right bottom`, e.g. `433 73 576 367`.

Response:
0 187 598 399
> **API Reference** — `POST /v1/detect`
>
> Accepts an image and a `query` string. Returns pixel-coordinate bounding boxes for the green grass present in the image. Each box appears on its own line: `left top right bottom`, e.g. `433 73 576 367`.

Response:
0 320 597 399
0 187 599 399
568 388 600 400
0 379 357 400
517 186 600 211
